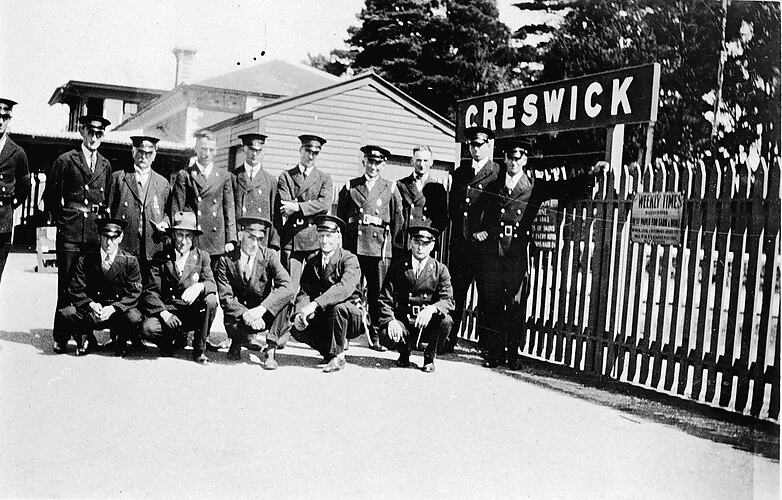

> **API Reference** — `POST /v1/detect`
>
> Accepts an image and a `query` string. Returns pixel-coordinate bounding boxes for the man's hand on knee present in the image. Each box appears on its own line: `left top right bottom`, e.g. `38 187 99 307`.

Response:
161 310 181 329
387 320 405 343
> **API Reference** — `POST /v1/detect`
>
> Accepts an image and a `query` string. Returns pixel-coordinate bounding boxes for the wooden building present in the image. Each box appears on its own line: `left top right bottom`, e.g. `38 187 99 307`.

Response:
204 71 457 190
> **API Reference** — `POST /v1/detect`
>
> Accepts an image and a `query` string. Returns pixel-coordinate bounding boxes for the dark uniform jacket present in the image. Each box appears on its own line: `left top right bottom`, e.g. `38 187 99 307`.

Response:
395 174 447 252
277 165 332 252
377 253 454 328
479 170 593 264
232 164 280 249
337 176 403 258
66 248 142 314
215 246 294 327
295 247 361 313
107 168 170 261
448 159 501 244
0 136 30 234
141 246 216 315
170 164 236 255
44 148 112 245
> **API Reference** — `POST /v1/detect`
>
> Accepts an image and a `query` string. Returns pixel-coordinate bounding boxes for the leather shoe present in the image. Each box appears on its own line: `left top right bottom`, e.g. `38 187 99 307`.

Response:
226 349 242 361
75 338 93 356
395 352 411 368
482 358 502 368
316 357 330 368
245 337 263 351
369 338 387 352
261 348 279 370
422 360 435 373
206 339 231 352
193 352 209 364
53 341 68 354
322 356 345 373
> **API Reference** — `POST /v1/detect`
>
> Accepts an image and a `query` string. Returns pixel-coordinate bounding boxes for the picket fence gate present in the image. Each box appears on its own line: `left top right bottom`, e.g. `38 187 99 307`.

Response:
457 154 781 421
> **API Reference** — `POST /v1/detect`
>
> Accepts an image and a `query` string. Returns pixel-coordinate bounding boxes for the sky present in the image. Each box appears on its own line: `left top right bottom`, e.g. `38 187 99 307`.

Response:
1 0 534 133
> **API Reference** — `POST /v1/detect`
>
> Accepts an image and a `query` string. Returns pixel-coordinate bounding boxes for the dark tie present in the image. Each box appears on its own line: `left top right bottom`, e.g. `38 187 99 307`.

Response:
102 255 111 272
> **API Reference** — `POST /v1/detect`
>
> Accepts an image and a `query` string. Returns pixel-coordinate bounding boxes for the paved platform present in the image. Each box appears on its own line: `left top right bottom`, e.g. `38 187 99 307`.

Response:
0 253 778 498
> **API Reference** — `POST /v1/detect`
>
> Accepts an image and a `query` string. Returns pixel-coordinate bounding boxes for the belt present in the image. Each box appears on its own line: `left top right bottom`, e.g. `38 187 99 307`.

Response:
64 200 102 213
348 214 387 227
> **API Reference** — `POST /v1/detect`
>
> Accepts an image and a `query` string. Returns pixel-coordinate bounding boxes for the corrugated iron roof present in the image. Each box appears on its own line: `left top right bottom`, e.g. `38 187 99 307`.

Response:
9 129 190 151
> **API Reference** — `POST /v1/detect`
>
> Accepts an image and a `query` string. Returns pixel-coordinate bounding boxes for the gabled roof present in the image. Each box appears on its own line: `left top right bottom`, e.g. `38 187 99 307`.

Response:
197 59 340 96
206 71 455 137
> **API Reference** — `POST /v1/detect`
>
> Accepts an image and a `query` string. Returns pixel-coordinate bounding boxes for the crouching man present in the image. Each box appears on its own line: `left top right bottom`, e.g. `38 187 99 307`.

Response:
140 211 218 364
378 224 454 372
55 217 143 356
291 215 364 373
215 217 293 368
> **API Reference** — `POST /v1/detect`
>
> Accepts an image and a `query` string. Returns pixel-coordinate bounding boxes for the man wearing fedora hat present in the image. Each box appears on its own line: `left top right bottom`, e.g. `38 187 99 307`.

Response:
273 134 333 349
378 223 454 372
215 217 293 367
231 133 280 251
107 135 170 277
291 214 364 373
476 142 608 369
445 125 501 355
55 217 143 356
140 211 219 363
44 114 114 354
0 98 30 284
337 144 403 352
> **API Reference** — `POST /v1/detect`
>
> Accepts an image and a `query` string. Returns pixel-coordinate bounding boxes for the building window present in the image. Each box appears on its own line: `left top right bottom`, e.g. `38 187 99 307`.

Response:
123 102 138 116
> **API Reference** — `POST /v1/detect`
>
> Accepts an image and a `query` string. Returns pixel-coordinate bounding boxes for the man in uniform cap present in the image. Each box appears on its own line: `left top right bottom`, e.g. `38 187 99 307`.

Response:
215 217 293 368
0 98 30 284
476 141 608 369
379 223 454 372
140 211 219 363
44 114 114 354
54 217 143 356
272 134 333 349
394 145 447 259
231 133 280 251
107 135 170 277
444 125 500 355
170 129 237 269
337 144 403 351
291 214 364 373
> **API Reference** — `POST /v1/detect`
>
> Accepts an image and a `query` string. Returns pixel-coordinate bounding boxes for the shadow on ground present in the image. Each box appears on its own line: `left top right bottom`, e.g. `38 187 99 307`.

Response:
1 328 778 459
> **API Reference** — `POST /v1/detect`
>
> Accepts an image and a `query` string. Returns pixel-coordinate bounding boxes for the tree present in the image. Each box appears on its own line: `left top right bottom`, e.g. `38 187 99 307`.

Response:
307 0 521 121
537 0 780 159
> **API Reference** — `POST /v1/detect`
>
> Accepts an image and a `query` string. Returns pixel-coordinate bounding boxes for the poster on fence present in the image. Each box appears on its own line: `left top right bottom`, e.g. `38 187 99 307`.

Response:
531 199 558 251
630 191 684 246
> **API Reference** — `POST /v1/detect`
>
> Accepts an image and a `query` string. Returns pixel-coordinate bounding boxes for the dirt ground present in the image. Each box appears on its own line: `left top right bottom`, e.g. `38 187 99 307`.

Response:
0 253 778 499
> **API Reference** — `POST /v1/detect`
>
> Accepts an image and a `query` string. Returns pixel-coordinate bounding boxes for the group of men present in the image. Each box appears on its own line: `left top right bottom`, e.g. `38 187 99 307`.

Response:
1 95 605 373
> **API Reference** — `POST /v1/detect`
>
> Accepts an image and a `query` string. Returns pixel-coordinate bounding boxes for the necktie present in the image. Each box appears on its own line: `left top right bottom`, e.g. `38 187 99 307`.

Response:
244 256 252 280
89 154 95 173
102 254 111 272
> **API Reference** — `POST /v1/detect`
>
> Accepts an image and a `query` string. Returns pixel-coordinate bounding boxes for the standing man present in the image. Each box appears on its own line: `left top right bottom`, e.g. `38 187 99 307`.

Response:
445 126 500 354
273 134 333 347
337 145 403 351
477 142 607 369
379 223 454 373
140 211 219 364
44 114 113 354
55 217 143 356
170 130 236 268
0 98 30 284
394 145 447 258
107 135 170 277
215 217 293 368
231 133 279 251
291 215 364 373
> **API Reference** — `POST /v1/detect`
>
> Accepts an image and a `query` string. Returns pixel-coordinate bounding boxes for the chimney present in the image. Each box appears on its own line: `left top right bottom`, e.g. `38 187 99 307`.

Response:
172 46 197 87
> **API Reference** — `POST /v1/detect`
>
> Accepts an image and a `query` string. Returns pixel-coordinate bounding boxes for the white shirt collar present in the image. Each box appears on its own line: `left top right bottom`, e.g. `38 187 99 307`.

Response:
135 165 151 180
364 174 378 186
412 255 428 272
196 161 212 177
471 156 489 174
505 170 525 191
245 163 260 178
0 133 7 154
299 163 312 176
81 144 96 163
321 249 335 265
100 248 118 264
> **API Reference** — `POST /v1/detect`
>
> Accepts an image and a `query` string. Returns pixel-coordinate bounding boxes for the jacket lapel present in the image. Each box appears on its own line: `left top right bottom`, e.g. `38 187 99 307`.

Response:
123 171 143 204
0 138 13 165
179 250 198 285
187 165 206 192
77 150 93 179
294 166 318 196
322 249 339 281
90 154 109 183
351 178 368 205
105 251 123 281
415 258 435 286
235 166 249 193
